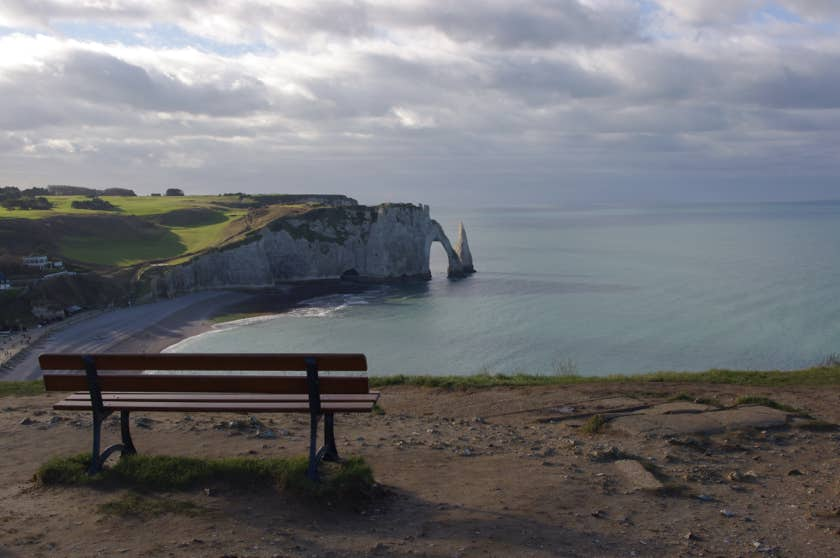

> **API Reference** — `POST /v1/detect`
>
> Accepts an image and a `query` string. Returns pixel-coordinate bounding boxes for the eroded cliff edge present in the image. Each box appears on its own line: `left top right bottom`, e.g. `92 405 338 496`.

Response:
147 203 474 296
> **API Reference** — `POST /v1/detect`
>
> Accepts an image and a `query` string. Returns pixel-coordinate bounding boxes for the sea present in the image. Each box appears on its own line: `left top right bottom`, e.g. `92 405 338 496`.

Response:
168 202 840 376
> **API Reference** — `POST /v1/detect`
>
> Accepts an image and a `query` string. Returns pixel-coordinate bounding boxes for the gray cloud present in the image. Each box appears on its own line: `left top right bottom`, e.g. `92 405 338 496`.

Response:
383 0 643 48
780 1 840 18
58 50 270 116
742 60 840 109
486 56 617 103
0 1 838 204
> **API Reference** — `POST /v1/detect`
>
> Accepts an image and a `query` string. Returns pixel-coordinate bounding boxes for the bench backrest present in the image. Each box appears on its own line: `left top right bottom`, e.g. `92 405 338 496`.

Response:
40 353 369 394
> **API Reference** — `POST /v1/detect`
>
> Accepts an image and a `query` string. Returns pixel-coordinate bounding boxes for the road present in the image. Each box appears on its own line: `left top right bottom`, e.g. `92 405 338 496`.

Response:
1 291 246 381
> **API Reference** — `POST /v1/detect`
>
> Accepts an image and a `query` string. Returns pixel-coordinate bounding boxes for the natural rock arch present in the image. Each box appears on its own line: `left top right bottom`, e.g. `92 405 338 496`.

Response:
427 220 471 277
153 204 475 295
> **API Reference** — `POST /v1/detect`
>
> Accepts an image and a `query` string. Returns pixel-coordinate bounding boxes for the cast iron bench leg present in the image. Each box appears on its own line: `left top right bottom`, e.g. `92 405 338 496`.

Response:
307 412 321 482
88 412 105 475
120 410 137 456
322 412 340 462
88 410 131 474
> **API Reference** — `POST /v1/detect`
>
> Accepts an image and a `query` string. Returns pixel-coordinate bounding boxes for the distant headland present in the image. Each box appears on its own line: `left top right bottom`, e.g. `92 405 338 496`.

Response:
0 190 473 328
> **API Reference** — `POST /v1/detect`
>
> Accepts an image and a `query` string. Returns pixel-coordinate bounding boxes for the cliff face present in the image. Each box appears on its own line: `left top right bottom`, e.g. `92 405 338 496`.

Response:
454 222 474 274
151 203 474 296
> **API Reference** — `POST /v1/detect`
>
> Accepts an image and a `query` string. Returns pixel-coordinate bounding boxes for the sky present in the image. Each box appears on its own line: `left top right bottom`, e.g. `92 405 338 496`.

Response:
0 1 839 206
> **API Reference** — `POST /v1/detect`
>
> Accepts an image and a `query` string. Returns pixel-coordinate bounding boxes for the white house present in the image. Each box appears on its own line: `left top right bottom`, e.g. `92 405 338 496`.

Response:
0 272 10 290
22 255 48 268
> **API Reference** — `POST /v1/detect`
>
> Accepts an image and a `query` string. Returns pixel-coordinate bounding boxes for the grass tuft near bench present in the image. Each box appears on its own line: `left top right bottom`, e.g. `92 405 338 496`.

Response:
37 454 375 500
5 364 840 401
0 381 46 396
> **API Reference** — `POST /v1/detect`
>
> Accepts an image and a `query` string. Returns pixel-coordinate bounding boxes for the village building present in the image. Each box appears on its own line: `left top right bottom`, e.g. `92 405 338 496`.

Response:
22 256 63 270
22 255 48 268
0 272 10 290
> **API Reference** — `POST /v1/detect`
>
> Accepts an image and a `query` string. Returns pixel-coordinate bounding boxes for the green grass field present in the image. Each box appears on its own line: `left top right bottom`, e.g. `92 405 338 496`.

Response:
0 195 306 268
0 195 242 220
59 232 187 267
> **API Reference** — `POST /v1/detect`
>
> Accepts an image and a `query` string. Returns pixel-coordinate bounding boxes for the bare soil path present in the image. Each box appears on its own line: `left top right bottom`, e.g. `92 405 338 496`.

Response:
2 382 840 557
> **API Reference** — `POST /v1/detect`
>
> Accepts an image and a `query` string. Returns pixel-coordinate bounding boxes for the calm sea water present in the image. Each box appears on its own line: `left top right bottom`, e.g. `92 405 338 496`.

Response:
170 202 840 376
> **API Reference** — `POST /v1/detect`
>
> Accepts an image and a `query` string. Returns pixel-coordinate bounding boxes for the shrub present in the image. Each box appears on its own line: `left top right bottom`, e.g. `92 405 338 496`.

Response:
101 188 136 197
1 196 52 210
581 414 608 434
71 198 119 211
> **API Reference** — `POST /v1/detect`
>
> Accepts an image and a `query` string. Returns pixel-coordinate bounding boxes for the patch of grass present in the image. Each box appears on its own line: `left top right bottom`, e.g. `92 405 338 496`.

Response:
0 380 44 396
369 364 840 390
60 230 187 267
167 216 238 254
37 454 93 485
371 403 385 415
99 493 206 518
370 373 591 390
581 414 607 434
153 208 227 228
36 454 375 500
551 358 579 376
735 396 810 416
818 353 840 367
0 195 219 219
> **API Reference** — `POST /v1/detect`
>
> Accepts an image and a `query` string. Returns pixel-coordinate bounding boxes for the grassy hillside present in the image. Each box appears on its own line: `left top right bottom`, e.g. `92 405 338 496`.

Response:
0 195 235 219
0 195 311 268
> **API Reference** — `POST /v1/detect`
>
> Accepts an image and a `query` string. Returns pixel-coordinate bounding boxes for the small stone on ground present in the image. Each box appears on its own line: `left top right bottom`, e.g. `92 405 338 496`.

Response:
613 459 663 491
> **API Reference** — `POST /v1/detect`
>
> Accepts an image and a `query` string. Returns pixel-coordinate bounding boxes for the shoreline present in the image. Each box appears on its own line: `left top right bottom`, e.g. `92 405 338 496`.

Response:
0 280 374 381
110 280 375 355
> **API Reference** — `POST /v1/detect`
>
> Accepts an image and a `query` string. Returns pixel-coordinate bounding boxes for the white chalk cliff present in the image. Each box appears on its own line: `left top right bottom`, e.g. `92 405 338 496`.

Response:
454 221 474 274
150 203 475 296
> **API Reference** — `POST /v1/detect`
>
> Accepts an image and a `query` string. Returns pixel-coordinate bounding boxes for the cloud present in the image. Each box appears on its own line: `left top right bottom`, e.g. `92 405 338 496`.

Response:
780 0 840 19
742 58 840 109
0 1 837 203
57 50 270 115
381 0 643 48
0 1 643 48
654 0 758 25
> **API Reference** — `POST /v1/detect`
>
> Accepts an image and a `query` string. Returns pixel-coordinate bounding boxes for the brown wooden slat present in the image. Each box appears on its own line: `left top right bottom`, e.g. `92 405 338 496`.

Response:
53 399 374 413
66 392 380 403
39 353 367 372
43 374 370 394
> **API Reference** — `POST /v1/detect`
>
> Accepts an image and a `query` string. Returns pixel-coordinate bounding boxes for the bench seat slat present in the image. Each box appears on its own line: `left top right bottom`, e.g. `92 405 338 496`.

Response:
43 374 370 394
39 353 367 372
65 392 380 403
53 399 376 413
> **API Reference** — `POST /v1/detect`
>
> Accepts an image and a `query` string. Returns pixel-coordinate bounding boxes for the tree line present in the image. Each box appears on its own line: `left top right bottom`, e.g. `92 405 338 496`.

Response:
0 187 52 210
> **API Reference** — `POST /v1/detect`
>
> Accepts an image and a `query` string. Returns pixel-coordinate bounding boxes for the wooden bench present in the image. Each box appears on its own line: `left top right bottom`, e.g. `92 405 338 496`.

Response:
39 353 378 481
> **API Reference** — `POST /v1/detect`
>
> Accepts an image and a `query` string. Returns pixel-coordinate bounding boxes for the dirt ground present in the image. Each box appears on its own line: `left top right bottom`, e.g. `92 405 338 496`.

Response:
2 382 840 557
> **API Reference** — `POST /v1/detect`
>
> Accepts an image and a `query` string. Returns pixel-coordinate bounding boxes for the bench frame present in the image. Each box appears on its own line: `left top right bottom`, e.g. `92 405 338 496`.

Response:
40 353 374 481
